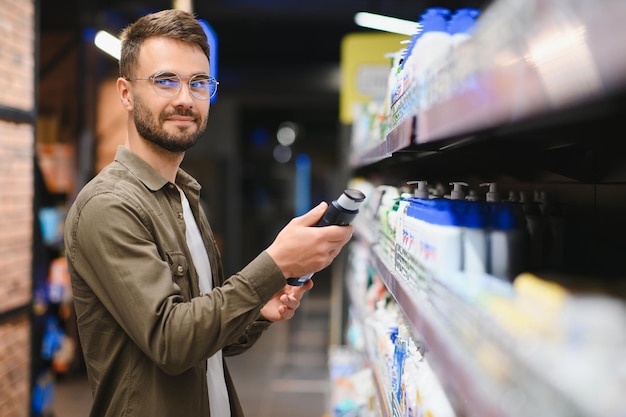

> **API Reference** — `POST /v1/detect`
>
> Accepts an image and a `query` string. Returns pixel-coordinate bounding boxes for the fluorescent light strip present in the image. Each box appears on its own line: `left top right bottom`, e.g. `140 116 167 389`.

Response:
354 12 420 36
95 30 121 60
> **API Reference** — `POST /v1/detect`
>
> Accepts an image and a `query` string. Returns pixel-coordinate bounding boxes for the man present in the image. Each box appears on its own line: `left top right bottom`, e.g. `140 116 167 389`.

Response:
64 9 353 417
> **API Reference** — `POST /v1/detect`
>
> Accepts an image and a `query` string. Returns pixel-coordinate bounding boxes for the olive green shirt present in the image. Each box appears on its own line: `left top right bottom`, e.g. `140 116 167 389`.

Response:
64 146 286 417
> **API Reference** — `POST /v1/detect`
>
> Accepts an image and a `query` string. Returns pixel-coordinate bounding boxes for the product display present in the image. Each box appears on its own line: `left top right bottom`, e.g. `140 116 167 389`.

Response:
336 0 626 416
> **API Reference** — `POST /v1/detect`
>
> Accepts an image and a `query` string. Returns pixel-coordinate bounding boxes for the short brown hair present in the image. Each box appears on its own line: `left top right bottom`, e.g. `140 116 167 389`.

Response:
118 9 210 78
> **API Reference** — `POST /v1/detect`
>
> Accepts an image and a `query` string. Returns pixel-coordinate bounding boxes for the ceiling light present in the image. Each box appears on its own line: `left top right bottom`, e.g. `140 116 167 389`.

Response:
354 12 420 36
94 30 121 60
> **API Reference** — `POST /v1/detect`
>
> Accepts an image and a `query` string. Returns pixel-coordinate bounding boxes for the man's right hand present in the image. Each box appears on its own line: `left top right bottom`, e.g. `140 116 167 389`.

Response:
265 202 353 279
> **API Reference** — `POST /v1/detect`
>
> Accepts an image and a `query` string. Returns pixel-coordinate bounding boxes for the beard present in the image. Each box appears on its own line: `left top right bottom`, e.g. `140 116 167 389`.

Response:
134 95 208 153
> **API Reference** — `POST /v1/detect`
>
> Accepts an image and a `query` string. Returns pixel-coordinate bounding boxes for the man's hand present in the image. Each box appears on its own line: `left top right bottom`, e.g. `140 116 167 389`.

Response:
260 279 314 322
265 202 353 278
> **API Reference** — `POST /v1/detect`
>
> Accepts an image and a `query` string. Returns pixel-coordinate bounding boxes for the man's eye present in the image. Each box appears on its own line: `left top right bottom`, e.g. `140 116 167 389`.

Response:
154 76 180 89
190 77 210 90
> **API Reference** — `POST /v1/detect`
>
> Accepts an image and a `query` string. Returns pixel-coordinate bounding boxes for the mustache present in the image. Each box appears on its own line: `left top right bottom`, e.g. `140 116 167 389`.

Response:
161 108 199 122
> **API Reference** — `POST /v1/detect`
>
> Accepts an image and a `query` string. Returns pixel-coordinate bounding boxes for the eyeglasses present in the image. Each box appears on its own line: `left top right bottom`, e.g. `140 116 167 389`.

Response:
125 71 219 100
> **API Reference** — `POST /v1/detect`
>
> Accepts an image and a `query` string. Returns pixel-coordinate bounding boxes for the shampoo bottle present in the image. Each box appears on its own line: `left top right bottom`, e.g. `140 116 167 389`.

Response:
489 201 527 281
287 189 365 286
456 183 489 275
521 191 546 269
412 7 453 112
391 325 410 406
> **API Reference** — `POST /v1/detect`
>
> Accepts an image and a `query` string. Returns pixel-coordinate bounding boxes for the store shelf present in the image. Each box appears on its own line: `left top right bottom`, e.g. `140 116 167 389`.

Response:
350 1 626 169
342 2 626 417
417 1 626 145
368 244 591 417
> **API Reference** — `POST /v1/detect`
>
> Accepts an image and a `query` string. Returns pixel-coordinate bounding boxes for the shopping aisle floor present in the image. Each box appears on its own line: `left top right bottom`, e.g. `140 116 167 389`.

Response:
52 275 334 417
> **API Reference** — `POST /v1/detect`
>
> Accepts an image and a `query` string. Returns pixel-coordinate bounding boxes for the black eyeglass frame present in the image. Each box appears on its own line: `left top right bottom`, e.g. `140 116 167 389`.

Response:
124 71 219 100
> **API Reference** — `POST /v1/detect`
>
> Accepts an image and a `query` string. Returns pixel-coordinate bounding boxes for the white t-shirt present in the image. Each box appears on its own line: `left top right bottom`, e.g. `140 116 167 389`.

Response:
179 188 230 417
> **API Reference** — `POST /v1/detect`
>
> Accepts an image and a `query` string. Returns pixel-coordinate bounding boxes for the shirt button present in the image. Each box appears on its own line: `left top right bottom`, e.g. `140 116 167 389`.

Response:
178 212 183 219
168 184 175 190
177 265 184 273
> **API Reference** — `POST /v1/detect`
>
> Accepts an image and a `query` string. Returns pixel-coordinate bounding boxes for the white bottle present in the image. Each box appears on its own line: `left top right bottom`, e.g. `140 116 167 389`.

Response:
457 183 488 275
406 180 429 199
412 7 453 113
449 8 480 47
407 194 463 278
489 201 527 281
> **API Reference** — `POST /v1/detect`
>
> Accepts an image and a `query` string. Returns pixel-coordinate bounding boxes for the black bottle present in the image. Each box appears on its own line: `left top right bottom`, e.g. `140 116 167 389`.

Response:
287 189 366 286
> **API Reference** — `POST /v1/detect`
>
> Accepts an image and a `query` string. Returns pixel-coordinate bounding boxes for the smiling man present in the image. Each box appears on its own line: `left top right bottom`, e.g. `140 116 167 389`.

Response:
64 9 353 417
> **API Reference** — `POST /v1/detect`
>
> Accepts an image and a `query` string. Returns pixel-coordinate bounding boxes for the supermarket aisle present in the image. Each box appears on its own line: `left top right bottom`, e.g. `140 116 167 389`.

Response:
52 272 333 417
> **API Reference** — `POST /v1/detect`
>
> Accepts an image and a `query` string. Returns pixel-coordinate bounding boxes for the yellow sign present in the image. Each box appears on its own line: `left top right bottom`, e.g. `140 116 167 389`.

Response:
340 32 409 124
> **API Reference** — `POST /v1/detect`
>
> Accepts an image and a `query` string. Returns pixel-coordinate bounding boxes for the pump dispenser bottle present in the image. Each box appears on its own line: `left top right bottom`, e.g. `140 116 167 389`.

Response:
456 183 488 274
287 189 366 286
489 201 527 281
406 180 429 199
480 182 499 203
449 182 467 200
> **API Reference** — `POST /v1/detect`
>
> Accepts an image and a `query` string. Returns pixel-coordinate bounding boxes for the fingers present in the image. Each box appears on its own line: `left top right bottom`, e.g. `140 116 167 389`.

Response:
265 207 352 278
324 225 354 244
279 293 301 310
281 279 313 309
291 202 328 226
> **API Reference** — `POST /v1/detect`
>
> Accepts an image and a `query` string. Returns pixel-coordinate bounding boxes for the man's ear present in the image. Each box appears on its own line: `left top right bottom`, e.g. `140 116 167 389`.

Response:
117 77 133 110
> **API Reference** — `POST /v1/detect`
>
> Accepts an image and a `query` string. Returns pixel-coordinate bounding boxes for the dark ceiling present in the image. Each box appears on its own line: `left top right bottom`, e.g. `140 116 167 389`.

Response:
40 0 489 97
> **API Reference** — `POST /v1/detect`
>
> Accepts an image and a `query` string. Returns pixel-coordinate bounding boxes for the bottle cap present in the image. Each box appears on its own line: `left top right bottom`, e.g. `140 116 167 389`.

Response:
449 182 467 200
448 8 480 35
337 189 365 211
407 180 429 198
507 191 519 202
420 7 451 33
480 182 500 202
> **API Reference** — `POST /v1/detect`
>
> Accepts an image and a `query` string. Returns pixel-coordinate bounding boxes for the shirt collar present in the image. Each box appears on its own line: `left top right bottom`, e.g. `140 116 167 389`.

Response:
114 145 201 195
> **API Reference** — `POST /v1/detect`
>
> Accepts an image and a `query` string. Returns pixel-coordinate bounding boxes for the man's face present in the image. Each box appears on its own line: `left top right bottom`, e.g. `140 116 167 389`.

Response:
129 37 211 153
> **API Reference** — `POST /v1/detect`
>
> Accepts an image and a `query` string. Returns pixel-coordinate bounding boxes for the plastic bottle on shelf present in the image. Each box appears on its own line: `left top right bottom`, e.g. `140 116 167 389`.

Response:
448 7 481 47
450 182 488 275
397 25 422 114
412 7 453 113
376 186 401 260
400 26 422 72
414 358 458 417
521 190 546 269
398 181 429 282
394 192 414 278
504 190 519 203
539 191 565 270
402 343 422 417
488 200 528 281
448 181 467 200
480 182 499 203
391 325 410 407
387 49 405 112
406 180 429 199
406 194 463 278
